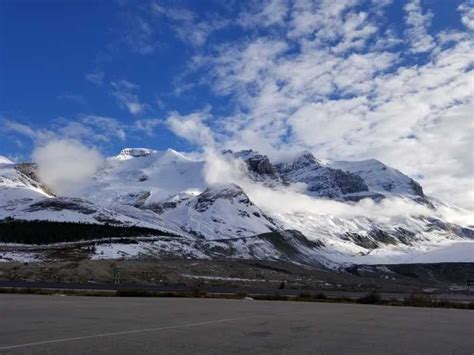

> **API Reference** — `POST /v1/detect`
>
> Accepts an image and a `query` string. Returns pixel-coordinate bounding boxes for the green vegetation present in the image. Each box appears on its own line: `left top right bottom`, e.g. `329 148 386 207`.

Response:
0 219 173 244
357 290 382 304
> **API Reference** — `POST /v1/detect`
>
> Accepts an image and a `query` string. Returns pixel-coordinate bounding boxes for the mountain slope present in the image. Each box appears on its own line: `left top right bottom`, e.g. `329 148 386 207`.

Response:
85 148 207 208
155 184 278 240
232 149 425 201
329 159 424 199
1 148 472 266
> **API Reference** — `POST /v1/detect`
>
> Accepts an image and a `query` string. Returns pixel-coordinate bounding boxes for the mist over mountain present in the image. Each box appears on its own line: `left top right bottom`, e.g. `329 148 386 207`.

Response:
1 147 472 266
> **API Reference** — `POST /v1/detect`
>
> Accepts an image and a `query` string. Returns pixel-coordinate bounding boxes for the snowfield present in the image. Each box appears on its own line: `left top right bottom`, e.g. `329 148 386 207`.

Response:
0 148 473 266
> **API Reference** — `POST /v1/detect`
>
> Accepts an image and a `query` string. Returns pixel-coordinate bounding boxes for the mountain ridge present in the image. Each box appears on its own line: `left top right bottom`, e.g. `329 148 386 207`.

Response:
0 148 472 267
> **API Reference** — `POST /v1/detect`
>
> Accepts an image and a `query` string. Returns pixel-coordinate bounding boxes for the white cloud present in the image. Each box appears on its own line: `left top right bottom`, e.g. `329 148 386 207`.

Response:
80 115 127 142
32 140 103 196
3 115 127 146
201 152 474 226
85 71 105 86
151 3 195 22
458 1 474 30
111 80 145 116
134 118 162 136
7 0 470 212
151 2 229 47
403 0 435 53
166 110 215 147
180 0 473 210
238 0 289 28
3 120 43 140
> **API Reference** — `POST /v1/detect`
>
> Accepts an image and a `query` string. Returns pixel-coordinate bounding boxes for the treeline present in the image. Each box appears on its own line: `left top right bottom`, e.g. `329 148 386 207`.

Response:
0 219 171 244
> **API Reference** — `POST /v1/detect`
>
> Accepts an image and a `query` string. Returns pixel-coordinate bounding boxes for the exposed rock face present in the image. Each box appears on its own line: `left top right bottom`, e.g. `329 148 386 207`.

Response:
14 163 55 197
116 148 155 159
329 158 425 198
224 149 283 183
26 198 97 214
195 184 251 212
153 183 279 240
230 150 426 202
289 151 322 170
275 152 321 174
274 153 370 199
329 169 369 194
296 167 370 198
246 155 276 175
409 180 424 197
343 227 420 250
1 147 471 267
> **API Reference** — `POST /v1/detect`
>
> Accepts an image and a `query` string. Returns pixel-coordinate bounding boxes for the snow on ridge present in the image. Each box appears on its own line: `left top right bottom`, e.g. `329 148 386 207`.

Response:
0 156 14 165
112 147 196 162
114 148 157 160
1 147 472 265
329 158 423 197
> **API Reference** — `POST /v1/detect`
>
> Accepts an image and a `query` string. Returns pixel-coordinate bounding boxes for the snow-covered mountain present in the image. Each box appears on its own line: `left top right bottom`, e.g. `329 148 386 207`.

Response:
229 149 425 201
1 149 473 266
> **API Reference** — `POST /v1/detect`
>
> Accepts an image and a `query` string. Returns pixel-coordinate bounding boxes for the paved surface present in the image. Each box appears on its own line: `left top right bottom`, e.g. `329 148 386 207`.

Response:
2 280 474 302
0 294 473 354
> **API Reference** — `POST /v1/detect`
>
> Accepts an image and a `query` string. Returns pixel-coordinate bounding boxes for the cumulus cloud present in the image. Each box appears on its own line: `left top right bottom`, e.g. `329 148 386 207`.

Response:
200 152 473 226
32 140 103 196
178 0 473 210
458 1 474 30
166 110 215 147
6 0 472 214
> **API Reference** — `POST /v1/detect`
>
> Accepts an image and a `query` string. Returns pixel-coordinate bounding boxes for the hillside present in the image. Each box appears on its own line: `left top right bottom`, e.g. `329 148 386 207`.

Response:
0 148 473 267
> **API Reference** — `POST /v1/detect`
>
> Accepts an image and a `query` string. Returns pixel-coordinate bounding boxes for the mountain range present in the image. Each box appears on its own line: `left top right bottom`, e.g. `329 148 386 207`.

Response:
1 148 473 267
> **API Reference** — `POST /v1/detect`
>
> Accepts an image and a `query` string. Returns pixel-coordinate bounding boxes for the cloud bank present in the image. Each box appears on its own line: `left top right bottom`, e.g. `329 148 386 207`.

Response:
201 152 474 226
32 140 103 196
3 0 473 211
172 0 474 210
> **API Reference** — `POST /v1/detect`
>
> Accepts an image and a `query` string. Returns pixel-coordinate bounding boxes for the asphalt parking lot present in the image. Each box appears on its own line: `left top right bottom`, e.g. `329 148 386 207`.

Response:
0 294 473 354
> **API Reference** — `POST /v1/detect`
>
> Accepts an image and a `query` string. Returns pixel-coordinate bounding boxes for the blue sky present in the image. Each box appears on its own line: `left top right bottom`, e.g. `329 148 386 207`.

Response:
0 0 473 207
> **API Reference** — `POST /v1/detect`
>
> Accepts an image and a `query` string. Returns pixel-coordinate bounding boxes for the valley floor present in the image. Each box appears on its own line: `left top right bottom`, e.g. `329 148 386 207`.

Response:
0 258 473 294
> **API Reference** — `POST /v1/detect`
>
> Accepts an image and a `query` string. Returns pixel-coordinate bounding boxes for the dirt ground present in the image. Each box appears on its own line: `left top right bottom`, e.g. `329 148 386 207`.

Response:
0 258 472 293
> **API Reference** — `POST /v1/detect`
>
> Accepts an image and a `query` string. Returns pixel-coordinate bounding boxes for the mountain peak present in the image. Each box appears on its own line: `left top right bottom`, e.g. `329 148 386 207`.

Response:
225 149 260 160
1 145 470 266
116 148 156 160
277 151 321 172
294 151 320 165
200 183 248 200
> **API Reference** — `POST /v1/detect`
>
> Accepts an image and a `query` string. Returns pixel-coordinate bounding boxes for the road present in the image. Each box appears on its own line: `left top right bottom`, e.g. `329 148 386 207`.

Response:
0 294 473 354
1 280 474 302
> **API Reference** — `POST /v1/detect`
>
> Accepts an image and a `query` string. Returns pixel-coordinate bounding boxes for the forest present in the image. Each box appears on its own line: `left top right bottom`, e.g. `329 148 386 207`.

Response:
0 219 172 244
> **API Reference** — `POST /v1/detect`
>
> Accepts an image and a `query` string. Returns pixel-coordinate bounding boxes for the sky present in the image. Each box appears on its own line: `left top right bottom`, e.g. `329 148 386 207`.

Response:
0 0 473 209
